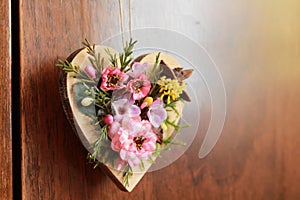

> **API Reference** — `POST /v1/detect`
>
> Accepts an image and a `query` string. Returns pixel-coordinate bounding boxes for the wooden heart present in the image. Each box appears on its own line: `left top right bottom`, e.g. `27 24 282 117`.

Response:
59 45 187 192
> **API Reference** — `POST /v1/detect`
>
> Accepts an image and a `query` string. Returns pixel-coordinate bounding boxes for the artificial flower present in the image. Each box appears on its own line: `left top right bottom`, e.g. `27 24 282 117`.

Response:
126 74 151 100
110 117 157 168
112 98 141 122
58 39 194 179
147 99 167 128
126 62 148 77
108 120 120 138
157 76 186 104
140 97 153 109
100 66 128 91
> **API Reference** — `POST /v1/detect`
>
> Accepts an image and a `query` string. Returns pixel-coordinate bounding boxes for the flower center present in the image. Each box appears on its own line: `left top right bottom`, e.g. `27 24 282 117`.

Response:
132 80 144 92
118 107 127 115
133 136 146 150
107 74 120 87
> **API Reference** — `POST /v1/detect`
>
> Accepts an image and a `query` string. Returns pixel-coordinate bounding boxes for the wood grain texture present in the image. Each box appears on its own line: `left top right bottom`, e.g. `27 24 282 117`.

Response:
19 0 300 199
0 0 12 200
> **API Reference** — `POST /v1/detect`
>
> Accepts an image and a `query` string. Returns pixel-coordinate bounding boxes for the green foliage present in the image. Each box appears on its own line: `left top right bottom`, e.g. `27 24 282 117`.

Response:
104 48 118 68
104 39 137 72
73 83 96 117
93 87 112 115
152 143 171 157
164 101 180 117
88 125 109 168
123 164 133 188
82 38 103 73
162 136 186 146
165 117 189 133
119 39 137 72
55 59 80 74
148 52 162 82
57 38 191 188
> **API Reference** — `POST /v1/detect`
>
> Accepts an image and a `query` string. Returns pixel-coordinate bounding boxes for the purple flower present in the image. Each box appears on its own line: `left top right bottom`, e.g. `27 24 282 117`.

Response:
147 99 167 128
127 62 148 77
112 98 141 122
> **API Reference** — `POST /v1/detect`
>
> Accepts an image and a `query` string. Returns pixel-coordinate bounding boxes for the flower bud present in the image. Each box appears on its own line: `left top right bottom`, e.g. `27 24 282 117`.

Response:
85 65 96 79
103 114 114 125
140 97 153 109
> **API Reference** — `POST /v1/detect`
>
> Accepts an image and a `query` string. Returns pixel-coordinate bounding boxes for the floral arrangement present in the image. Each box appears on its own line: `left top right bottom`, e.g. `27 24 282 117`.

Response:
56 39 192 187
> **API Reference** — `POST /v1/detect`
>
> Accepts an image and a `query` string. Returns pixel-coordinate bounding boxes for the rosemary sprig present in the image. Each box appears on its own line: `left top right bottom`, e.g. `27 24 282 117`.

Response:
154 52 161 69
148 53 162 95
153 143 171 157
165 117 189 132
149 52 161 81
56 59 80 74
123 164 133 188
139 160 145 170
104 48 118 68
88 125 109 168
82 38 103 73
162 136 186 146
164 101 180 117
94 89 112 114
87 154 101 168
119 38 137 72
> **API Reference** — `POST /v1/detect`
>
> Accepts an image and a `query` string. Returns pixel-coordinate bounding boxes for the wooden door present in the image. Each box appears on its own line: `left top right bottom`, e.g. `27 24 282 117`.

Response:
9 0 300 199
0 0 12 199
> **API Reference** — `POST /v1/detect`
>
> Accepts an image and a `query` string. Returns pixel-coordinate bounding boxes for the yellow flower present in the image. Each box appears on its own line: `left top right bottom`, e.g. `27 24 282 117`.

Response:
157 76 185 104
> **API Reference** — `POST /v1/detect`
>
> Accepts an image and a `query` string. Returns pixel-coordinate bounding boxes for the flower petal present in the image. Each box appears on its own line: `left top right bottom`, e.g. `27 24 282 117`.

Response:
108 121 120 138
127 62 148 77
128 104 141 117
149 114 162 128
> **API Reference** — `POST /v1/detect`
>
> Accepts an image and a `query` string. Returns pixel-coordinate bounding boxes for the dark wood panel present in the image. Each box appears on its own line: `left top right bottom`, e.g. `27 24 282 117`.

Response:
19 0 300 199
0 0 12 199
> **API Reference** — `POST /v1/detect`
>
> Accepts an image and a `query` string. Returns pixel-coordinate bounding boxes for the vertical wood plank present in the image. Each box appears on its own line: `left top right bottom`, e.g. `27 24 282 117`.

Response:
0 0 12 199
19 0 300 199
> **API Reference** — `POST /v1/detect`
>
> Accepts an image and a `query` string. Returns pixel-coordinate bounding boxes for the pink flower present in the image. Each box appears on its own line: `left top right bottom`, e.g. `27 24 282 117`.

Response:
126 74 151 100
127 62 148 77
110 117 157 168
109 99 141 139
85 65 96 79
100 67 128 91
147 99 167 128
108 121 120 138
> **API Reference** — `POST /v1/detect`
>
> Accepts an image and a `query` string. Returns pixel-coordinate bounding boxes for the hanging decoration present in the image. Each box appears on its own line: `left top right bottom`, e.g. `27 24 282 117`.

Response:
56 0 198 192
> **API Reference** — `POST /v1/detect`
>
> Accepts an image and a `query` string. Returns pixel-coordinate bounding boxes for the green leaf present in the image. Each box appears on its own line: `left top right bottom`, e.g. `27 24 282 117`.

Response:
73 83 96 117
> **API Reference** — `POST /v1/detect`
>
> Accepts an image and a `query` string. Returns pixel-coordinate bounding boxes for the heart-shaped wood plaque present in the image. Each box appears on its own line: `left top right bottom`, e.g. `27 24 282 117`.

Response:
58 41 192 192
